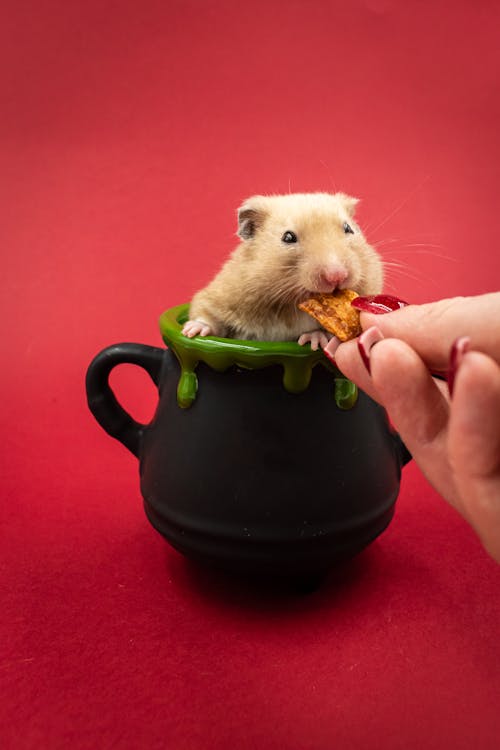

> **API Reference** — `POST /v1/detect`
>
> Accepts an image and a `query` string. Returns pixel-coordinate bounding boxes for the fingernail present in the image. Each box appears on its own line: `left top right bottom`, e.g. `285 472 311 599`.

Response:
352 294 409 314
323 337 340 362
358 326 384 374
447 336 471 397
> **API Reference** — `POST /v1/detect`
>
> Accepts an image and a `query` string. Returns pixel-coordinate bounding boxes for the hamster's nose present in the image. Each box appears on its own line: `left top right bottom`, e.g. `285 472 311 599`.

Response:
319 266 348 289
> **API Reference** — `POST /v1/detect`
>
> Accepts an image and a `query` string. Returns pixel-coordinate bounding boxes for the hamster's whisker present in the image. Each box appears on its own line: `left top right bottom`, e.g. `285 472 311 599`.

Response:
381 259 426 275
381 260 415 269
380 256 434 285
381 277 401 293
383 267 431 286
318 159 338 193
373 238 415 248
373 238 444 253
384 248 456 262
367 175 431 238
395 243 443 250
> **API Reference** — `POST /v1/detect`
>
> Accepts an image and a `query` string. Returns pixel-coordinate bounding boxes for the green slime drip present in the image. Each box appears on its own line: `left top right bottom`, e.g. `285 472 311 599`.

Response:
159 304 358 410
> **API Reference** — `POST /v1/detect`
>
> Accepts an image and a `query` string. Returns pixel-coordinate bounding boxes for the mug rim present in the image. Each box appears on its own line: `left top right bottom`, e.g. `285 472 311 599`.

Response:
159 303 327 364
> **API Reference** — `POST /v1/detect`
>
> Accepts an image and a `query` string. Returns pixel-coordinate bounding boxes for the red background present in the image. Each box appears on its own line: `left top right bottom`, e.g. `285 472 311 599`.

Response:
2 1 499 748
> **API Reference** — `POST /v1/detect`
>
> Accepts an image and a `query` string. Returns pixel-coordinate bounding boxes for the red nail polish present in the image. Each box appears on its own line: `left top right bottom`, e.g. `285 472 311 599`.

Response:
323 337 340 363
447 337 470 396
352 294 409 314
358 327 384 374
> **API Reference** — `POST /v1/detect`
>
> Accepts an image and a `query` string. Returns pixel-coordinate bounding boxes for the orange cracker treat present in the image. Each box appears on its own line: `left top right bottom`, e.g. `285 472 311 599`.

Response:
298 289 361 342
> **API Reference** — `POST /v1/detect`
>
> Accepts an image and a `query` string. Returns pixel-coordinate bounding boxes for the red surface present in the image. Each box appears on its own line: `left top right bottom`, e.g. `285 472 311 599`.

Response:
2 1 499 748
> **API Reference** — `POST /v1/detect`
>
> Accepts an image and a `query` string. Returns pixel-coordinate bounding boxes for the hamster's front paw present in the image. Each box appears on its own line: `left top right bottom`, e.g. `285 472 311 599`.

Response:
297 330 334 351
182 319 214 338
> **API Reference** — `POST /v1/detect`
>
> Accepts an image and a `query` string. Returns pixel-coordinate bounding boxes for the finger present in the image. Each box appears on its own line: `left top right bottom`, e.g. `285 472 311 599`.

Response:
332 338 379 401
322 335 339 355
448 352 500 561
334 335 450 404
365 338 458 504
370 339 449 446
357 293 500 371
450 352 500 475
318 332 331 350
318 334 326 349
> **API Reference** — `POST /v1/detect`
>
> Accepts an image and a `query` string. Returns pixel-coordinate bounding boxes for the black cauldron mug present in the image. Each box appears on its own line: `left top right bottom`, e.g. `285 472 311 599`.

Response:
86 304 411 577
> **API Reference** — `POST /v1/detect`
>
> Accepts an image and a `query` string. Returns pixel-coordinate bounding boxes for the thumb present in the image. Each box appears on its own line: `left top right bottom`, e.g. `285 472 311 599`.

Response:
355 293 500 372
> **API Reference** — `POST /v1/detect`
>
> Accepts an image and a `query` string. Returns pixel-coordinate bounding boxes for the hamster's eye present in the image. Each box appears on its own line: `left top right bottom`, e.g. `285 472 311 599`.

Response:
343 222 354 235
281 230 298 244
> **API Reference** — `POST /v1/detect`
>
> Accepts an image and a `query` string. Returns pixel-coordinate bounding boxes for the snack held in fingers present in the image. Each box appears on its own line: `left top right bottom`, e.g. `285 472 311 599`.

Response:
298 289 362 342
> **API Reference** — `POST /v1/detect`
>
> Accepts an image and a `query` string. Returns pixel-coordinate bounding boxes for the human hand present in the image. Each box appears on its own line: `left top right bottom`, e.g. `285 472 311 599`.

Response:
325 293 500 563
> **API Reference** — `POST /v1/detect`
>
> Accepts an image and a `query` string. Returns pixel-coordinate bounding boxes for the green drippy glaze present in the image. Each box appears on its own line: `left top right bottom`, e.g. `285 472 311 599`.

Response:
334 377 359 410
159 304 358 410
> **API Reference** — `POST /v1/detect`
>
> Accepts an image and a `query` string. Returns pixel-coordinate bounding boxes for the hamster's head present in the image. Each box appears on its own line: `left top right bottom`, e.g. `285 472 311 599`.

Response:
236 192 383 299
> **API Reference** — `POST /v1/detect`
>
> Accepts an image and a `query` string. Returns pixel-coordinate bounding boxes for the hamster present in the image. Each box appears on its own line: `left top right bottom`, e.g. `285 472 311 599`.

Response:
182 192 383 349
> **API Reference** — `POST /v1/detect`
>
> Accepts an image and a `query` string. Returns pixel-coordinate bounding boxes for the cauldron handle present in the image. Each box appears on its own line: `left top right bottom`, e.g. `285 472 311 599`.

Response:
85 343 164 458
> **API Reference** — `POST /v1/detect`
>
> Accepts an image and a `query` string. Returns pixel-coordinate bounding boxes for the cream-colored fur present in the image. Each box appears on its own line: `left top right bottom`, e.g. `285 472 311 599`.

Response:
183 192 383 343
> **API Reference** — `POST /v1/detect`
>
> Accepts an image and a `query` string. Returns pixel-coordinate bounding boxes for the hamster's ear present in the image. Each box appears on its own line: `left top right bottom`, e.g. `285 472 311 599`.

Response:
237 196 267 240
336 193 360 218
